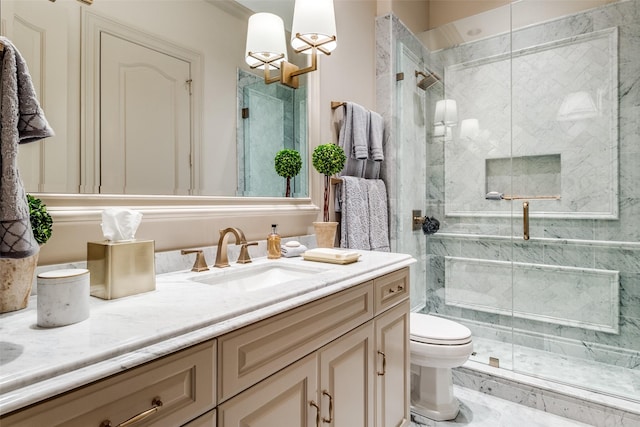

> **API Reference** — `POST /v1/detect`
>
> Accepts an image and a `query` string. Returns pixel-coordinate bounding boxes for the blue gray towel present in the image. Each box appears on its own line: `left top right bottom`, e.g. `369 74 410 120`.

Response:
339 177 390 252
0 37 54 258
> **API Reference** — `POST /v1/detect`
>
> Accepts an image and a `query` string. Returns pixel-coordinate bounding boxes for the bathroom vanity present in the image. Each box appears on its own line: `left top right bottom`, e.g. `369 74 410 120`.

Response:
0 251 414 427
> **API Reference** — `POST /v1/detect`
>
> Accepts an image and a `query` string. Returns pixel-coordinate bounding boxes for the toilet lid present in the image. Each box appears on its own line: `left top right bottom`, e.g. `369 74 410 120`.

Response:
410 313 472 345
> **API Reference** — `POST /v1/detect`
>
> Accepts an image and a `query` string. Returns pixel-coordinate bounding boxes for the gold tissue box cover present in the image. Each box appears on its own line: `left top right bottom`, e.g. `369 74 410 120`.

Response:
87 240 156 299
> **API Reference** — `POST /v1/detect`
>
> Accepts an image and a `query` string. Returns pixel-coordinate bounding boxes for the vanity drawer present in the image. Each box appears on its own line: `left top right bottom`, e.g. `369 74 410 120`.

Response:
218 282 373 402
374 267 409 315
1 340 216 427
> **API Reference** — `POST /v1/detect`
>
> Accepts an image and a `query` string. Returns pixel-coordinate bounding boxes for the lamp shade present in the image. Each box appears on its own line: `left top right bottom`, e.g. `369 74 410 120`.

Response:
291 0 337 54
434 99 458 126
556 91 598 121
245 13 288 70
460 118 480 139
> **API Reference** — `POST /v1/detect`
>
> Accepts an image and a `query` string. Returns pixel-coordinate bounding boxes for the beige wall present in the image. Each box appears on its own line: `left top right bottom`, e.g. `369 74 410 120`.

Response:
428 0 509 29
392 0 431 35
320 0 378 140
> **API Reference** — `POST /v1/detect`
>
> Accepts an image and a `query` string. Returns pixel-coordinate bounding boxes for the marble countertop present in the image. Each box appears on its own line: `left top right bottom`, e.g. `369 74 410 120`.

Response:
0 250 414 415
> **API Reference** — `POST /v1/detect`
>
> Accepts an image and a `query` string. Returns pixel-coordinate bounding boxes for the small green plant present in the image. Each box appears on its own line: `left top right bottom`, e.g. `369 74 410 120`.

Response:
312 143 346 222
27 194 53 245
274 149 302 197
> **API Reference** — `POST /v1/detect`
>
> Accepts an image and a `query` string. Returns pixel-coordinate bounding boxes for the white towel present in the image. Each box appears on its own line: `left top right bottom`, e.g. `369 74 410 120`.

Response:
0 37 54 259
281 244 308 258
340 177 370 250
366 180 390 252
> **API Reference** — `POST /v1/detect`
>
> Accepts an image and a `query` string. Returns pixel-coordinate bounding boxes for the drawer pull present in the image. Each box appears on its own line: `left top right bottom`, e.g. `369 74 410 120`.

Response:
322 391 334 423
377 350 387 376
310 400 320 427
397 285 404 291
387 288 396 294
100 397 163 427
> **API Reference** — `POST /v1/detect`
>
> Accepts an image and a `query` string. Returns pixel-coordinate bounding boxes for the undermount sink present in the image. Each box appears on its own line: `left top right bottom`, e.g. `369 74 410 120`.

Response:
188 262 331 292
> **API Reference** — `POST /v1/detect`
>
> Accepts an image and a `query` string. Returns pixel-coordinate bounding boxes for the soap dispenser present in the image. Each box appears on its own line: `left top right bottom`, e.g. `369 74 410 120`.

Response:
267 224 281 259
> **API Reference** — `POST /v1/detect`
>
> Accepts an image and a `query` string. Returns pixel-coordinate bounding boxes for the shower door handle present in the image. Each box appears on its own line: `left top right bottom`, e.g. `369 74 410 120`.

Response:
523 201 530 241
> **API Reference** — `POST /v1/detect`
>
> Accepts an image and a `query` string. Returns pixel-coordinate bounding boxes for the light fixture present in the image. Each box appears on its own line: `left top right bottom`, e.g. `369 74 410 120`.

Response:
459 118 480 139
434 99 458 127
433 125 452 140
245 0 337 89
556 91 598 121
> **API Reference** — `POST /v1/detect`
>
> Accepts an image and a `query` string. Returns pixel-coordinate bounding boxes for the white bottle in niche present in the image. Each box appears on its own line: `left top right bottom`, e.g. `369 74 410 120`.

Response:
37 269 90 328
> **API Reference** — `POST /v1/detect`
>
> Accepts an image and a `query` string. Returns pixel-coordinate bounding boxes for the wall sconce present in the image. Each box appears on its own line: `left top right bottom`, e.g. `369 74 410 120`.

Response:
433 125 452 141
245 0 337 89
434 99 458 127
459 118 480 139
556 91 598 121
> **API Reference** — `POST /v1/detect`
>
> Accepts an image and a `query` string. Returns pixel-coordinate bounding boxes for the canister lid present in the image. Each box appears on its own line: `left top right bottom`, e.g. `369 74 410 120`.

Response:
38 268 89 279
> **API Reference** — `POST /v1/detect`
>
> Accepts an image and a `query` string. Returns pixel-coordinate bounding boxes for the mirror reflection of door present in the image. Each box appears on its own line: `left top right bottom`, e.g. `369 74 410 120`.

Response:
6 0 79 193
100 33 192 195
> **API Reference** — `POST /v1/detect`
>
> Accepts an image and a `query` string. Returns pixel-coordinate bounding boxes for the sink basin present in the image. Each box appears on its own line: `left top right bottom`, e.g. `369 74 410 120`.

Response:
188 262 330 292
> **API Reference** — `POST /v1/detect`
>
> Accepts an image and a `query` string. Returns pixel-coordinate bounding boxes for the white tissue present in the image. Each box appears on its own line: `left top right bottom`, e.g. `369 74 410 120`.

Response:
101 208 143 242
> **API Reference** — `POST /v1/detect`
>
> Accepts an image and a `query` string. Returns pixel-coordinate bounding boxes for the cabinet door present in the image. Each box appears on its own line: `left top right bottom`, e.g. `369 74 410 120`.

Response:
318 322 375 427
1 341 216 427
218 353 318 427
375 300 410 427
184 409 216 427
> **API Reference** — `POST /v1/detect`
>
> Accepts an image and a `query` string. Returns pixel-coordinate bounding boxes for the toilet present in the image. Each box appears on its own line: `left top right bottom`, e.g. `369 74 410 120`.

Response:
410 312 473 421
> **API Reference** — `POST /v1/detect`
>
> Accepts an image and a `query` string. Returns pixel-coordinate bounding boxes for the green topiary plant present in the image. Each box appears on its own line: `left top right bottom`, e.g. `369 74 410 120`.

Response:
274 149 302 197
312 143 346 222
27 194 53 245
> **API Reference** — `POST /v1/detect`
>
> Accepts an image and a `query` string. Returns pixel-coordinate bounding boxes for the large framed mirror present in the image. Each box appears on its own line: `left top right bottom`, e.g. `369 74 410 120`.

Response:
0 0 320 264
2 0 308 198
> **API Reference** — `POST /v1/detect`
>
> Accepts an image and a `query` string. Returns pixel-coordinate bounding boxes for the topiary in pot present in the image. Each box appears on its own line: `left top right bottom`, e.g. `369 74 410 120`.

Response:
312 143 346 222
0 195 53 313
274 149 302 197
28 194 53 245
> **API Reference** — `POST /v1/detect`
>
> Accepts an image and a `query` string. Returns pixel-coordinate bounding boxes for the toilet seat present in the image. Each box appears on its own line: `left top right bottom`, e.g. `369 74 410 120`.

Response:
410 313 472 345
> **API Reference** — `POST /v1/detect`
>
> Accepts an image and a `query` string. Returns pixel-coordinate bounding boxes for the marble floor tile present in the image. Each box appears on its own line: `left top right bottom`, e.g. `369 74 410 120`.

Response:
410 386 592 427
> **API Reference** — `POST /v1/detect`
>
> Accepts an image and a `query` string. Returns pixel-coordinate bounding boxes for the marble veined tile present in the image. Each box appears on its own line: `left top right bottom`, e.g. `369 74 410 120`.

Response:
444 256 620 333
410 386 592 427
461 336 640 403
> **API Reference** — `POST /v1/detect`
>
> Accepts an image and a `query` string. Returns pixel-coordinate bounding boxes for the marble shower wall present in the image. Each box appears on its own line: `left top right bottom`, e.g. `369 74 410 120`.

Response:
444 27 618 219
377 0 640 372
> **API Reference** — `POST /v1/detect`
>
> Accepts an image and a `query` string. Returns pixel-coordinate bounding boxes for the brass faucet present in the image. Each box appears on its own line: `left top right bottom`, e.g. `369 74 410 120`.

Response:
214 227 258 268
181 249 210 272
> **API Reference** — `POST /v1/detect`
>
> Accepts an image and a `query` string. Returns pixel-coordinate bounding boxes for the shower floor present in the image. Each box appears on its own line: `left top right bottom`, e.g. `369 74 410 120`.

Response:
469 336 640 404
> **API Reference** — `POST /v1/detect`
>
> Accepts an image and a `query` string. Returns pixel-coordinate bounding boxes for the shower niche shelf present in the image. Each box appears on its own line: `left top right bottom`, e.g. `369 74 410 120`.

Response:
486 154 561 200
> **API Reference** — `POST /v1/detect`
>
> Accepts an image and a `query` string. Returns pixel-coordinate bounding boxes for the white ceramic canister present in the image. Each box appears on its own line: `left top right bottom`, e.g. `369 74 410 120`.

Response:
37 269 90 327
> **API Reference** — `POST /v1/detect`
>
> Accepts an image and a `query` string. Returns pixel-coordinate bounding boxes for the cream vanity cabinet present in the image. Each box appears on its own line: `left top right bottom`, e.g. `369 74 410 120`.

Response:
1 267 409 427
1 341 217 427
217 267 410 427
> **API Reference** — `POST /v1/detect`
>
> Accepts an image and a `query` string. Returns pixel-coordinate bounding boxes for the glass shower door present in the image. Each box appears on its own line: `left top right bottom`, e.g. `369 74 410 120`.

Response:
508 0 640 401
386 0 639 404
